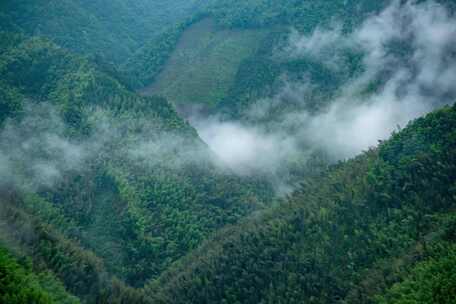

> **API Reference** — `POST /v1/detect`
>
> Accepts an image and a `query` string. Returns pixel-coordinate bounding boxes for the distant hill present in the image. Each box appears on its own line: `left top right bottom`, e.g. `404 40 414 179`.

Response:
0 0 203 65
1 1 455 303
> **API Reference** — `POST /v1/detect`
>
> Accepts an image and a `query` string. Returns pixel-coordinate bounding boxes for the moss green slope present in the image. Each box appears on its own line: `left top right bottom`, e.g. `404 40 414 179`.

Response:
0 246 79 304
141 18 269 110
0 32 270 300
0 0 202 65
147 104 456 303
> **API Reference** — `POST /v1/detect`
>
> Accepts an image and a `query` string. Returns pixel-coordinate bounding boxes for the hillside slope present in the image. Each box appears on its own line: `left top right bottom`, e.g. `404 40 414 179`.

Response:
0 31 270 302
147 104 456 303
141 18 269 112
0 0 203 66
1 1 456 303
130 0 387 97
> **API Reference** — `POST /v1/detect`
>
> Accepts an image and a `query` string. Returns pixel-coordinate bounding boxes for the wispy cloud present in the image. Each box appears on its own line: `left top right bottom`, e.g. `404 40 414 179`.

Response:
193 0 456 181
0 104 88 188
1 1 455 196
0 102 209 190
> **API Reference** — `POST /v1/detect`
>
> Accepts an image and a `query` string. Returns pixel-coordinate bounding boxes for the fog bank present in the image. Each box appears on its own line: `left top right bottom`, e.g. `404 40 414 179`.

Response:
194 0 456 176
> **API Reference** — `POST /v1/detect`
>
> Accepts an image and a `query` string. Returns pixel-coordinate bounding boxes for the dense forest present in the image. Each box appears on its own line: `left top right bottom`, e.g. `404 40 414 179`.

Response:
1 0 455 303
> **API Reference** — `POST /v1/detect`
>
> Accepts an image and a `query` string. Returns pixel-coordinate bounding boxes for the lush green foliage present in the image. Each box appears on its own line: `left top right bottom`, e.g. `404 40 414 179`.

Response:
0 246 53 304
204 0 385 30
0 195 148 303
1 1 456 303
140 19 268 109
0 25 270 301
376 243 456 304
146 104 456 303
122 17 203 89
0 0 201 65
129 0 386 96
0 82 23 126
0 246 79 304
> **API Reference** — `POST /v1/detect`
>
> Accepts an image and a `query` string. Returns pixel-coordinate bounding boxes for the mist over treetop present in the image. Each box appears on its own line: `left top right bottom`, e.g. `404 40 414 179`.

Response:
1 0 456 303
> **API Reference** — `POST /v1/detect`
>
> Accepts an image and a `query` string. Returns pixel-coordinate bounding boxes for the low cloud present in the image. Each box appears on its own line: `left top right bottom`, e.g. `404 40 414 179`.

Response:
193 0 456 179
0 104 88 189
192 116 298 175
285 24 350 70
1 1 454 196
0 102 210 191
300 0 456 158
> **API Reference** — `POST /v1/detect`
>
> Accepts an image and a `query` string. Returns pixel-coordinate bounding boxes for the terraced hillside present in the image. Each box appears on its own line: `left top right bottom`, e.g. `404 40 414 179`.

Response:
141 18 269 112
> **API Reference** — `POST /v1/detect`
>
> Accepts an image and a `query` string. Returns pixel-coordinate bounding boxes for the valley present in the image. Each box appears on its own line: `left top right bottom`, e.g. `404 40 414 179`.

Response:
0 1 455 303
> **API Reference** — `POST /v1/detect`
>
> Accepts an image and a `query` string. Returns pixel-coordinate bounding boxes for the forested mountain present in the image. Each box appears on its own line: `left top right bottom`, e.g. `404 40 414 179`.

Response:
148 104 456 303
0 0 203 65
0 18 270 302
124 0 388 93
1 0 455 303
